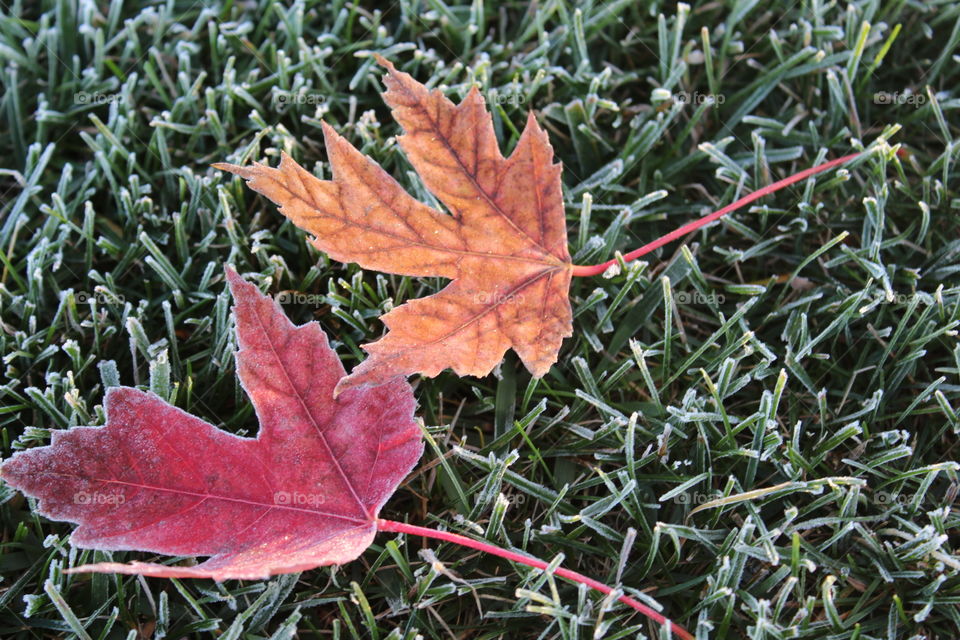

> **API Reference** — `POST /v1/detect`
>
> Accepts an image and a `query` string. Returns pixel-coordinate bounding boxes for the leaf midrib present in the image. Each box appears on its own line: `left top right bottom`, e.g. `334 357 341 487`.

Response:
292 191 566 270
392 79 564 262
378 264 566 361
37 470 372 525
249 304 369 517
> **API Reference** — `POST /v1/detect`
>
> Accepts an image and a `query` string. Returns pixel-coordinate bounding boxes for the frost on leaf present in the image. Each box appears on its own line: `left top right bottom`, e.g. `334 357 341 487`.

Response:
215 56 573 394
0 268 422 580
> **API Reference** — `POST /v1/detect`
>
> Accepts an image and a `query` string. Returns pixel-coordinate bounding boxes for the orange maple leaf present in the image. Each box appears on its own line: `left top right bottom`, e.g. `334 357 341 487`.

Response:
216 57 861 393
216 56 572 393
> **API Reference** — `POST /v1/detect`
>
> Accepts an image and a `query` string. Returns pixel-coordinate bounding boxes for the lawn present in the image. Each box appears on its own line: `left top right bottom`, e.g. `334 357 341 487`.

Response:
1 1 959 638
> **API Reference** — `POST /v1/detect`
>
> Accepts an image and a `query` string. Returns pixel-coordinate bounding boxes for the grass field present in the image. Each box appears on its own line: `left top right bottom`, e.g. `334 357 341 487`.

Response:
1 1 959 638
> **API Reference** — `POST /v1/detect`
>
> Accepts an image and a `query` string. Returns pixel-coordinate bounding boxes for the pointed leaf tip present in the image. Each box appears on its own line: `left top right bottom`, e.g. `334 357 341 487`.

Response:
213 161 259 181
224 265 264 310
224 264 241 284
319 120 339 142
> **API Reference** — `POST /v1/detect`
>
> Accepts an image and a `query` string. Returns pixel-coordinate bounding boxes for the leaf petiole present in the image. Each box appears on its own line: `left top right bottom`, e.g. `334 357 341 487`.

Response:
377 518 695 640
570 152 862 277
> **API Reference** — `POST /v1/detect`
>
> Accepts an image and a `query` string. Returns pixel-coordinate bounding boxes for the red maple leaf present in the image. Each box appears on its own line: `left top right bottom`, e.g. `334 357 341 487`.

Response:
0 267 696 638
0 268 422 580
